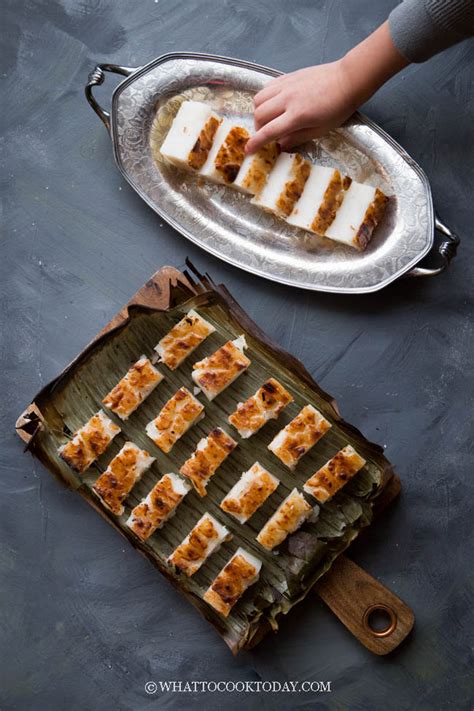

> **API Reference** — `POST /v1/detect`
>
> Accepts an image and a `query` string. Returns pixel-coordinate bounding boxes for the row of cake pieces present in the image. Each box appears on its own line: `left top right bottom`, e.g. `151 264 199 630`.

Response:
58 308 367 509
160 100 389 251
58 310 366 616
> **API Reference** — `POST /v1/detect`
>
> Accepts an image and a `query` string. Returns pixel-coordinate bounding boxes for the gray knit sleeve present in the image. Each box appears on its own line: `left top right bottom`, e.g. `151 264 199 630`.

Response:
389 0 474 62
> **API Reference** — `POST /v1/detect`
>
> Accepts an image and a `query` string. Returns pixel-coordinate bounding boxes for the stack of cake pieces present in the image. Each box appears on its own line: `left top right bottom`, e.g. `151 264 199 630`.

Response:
159 100 389 251
57 307 369 619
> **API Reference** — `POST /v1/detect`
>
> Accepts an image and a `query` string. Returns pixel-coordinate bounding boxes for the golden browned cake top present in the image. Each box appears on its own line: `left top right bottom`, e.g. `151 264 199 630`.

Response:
187 115 222 170
228 378 293 435
240 142 280 194
305 445 366 503
193 340 250 397
59 412 120 473
310 170 352 235
93 444 152 515
269 405 331 468
275 154 311 216
127 359 160 389
354 188 389 251
206 554 258 616
102 358 162 418
128 474 185 540
220 464 278 521
149 388 204 453
180 428 237 497
169 516 221 575
215 126 250 183
256 490 312 550
157 311 214 370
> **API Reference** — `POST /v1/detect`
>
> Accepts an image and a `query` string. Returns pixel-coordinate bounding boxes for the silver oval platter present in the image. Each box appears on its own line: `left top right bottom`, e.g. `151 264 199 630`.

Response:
86 53 459 293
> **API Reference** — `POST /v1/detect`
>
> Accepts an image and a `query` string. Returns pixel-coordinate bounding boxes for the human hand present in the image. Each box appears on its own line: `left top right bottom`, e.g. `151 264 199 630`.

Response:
246 60 359 154
245 21 409 154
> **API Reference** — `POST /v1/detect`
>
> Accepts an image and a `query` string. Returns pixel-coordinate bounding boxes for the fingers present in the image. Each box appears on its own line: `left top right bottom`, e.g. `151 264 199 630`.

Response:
253 83 281 109
253 95 285 130
278 127 325 150
245 113 291 154
253 70 298 106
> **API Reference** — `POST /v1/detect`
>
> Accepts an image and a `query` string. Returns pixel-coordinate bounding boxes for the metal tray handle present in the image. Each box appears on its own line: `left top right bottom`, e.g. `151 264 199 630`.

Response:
407 215 460 278
85 63 139 134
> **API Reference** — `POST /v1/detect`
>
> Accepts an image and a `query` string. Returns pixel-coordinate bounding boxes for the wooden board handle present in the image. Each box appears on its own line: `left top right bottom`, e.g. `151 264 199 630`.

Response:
315 555 414 654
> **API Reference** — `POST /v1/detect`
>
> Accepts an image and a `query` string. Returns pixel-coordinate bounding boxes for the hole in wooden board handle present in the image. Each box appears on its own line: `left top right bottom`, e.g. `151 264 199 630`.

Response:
363 604 397 637
314 555 414 655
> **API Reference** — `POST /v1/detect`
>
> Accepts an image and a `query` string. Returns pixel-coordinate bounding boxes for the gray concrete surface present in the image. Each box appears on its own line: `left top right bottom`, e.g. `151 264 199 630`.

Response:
1 1 473 709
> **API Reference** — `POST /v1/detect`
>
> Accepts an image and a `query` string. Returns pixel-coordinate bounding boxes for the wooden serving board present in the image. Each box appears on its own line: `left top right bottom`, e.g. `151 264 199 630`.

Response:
16 265 414 655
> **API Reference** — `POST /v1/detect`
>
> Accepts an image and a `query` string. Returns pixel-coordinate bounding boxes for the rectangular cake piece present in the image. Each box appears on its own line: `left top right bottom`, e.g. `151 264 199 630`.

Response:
58 410 120 473
268 404 331 470
200 119 250 184
252 152 311 217
92 442 155 516
304 445 366 503
192 335 250 401
228 378 293 438
168 513 231 577
160 100 222 171
324 182 389 251
233 142 280 195
220 462 279 524
203 547 262 617
154 309 216 370
145 387 204 453
256 488 312 550
102 356 164 420
126 472 191 541
180 427 237 497
286 166 350 234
